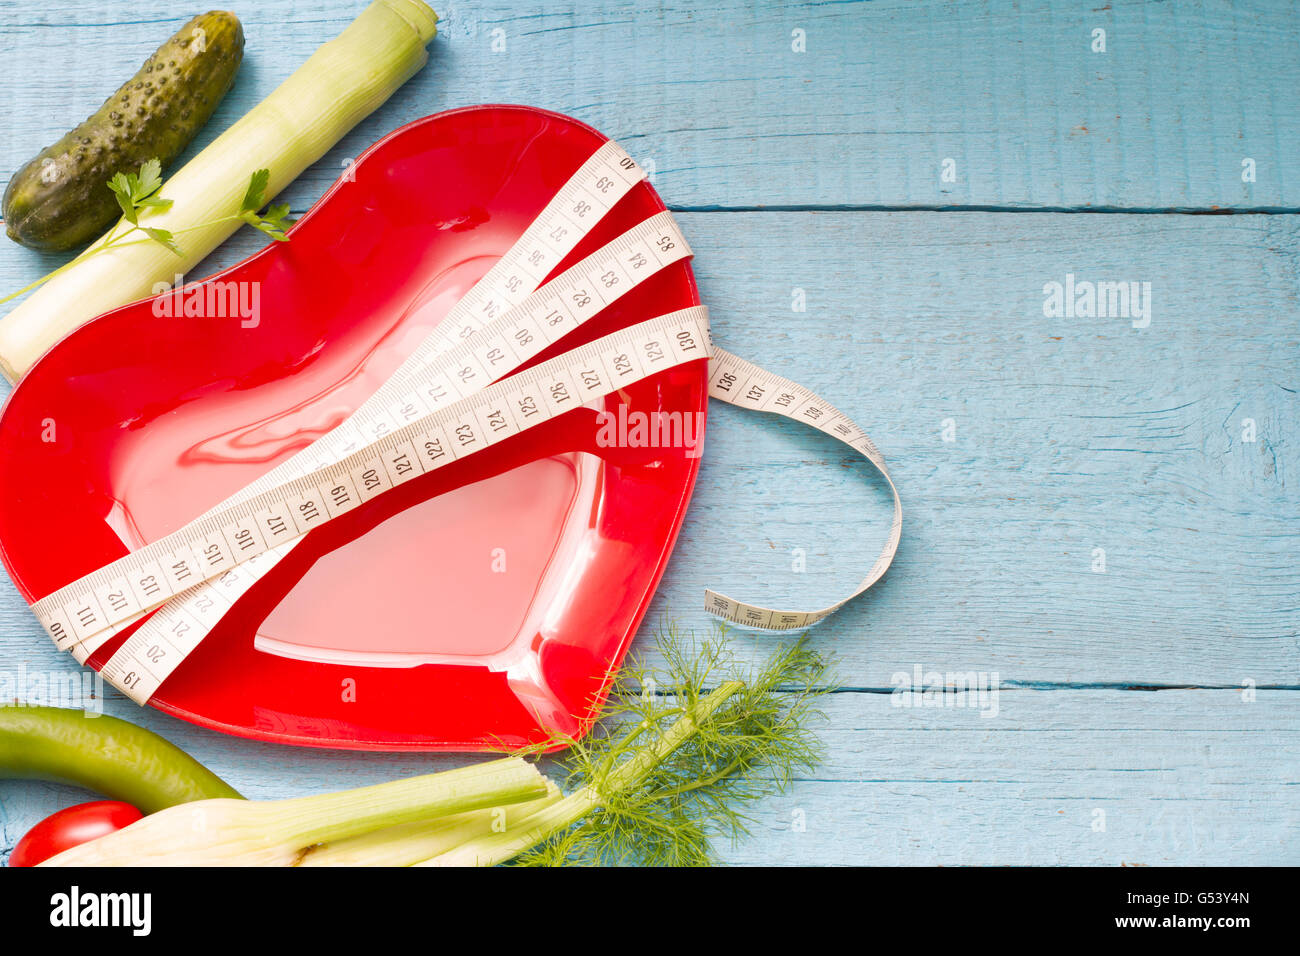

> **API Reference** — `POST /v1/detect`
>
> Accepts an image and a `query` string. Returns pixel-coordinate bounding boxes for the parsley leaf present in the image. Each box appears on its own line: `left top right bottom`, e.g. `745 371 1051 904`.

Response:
142 227 181 256
107 171 139 225
6 161 296 307
239 175 295 243
241 169 271 214
106 158 173 230
99 162 292 259
134 158 164 203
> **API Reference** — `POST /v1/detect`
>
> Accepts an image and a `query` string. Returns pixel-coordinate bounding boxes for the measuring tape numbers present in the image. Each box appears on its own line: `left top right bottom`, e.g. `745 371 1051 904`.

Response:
56 309 714 703
704 348 901 629
67 209 693 666
26 137 902 704
60 140 666 664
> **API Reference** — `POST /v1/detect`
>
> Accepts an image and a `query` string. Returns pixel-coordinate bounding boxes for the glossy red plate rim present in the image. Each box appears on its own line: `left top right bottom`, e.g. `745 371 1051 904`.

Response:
0 104 709 750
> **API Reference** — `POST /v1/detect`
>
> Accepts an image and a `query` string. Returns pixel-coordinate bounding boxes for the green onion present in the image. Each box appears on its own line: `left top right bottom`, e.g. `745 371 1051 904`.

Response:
297 781 562 867
39 756 544 866
0 0 437 381
420 683 745 867
37 629 830 867
424 631 832 867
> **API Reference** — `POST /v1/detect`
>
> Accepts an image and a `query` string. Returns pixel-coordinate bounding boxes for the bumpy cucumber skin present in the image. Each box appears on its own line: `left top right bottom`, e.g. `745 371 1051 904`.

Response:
2 12 244 252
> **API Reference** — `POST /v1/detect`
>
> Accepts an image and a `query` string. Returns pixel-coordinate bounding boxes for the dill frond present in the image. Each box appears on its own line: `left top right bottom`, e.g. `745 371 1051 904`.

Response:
514 622 835 867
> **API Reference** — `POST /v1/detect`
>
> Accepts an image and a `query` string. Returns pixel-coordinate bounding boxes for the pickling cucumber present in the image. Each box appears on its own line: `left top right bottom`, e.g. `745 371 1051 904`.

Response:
2 12 244 252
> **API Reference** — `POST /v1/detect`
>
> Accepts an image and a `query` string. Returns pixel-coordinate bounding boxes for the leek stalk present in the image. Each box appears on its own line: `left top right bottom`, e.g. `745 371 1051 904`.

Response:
0 0 438 381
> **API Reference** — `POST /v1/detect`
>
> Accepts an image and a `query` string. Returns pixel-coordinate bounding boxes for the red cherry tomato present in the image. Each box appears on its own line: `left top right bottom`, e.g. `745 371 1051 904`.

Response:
8 800 143 866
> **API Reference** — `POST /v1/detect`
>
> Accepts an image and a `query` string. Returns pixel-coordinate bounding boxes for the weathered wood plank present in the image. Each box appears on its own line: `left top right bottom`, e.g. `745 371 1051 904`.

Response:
643 210 1300 688
1 0 1296 212
2 689 1295 864
721 688 1299 865
0 0 1296 868
0 211 1294 689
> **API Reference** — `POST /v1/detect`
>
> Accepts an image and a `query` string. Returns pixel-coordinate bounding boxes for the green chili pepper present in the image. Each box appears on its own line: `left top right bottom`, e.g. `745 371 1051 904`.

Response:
0 706 241 813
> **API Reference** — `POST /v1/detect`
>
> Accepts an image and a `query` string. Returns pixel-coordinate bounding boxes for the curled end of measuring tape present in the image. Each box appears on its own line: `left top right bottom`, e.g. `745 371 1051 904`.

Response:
31 132 905 698
699 347 903 633
704 589 833 631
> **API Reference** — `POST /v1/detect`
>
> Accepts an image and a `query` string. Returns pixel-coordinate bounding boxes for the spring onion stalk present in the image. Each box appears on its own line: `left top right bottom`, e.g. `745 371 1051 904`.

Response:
419 683 745 867
412 632 832 867
0 0 438 381
297 781 563 867
40 756 545 866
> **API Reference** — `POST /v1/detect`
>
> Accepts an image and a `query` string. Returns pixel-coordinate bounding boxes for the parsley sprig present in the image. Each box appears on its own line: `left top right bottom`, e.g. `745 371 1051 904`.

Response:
2 158 296 305
105 157 295 255
107 158 179 254
239 169 295 242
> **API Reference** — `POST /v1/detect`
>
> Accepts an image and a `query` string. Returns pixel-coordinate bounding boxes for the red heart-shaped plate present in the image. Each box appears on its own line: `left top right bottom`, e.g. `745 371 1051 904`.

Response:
0 105 707 750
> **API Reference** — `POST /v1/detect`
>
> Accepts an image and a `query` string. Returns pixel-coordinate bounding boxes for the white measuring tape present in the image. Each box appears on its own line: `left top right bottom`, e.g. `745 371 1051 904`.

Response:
59 140 662 665
27 138 901 704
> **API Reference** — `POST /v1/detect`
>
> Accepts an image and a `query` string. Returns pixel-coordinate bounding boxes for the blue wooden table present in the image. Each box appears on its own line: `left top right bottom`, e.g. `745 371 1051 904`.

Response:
1 0 1296 865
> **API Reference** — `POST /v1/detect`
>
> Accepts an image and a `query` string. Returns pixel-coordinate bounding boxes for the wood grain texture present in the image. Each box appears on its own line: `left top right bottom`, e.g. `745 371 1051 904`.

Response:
0 689 1293 865
1 211 1295 863
1 212 1293 686
1 0 1297 212
653 211 1300 688
0 0 1297 866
